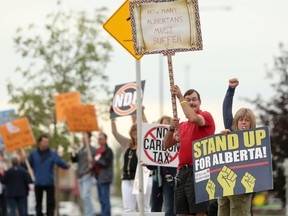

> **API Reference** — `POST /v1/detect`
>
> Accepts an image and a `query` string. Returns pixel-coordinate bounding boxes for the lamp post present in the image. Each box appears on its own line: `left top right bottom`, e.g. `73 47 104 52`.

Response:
159 55 164 117
283 158 288 216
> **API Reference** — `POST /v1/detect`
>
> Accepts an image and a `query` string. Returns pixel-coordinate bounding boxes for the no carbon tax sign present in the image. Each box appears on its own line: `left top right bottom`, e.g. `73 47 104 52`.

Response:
141 123 179 167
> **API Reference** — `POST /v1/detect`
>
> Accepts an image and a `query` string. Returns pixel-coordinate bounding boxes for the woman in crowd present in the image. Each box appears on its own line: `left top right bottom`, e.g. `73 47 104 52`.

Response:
110 108 152 212
219 77 256 216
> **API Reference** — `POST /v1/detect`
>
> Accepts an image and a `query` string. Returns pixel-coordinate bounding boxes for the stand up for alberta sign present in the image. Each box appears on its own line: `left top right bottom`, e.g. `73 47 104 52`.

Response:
192 127 273 204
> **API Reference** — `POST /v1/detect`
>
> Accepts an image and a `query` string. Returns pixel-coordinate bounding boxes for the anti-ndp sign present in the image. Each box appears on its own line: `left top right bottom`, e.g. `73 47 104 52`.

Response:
192 126 273 204
141 123 179 167
111 81 145 118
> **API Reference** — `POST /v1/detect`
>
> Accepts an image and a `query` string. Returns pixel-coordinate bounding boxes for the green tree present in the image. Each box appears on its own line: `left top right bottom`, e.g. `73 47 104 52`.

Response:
7 5 112 157
248 43 288 206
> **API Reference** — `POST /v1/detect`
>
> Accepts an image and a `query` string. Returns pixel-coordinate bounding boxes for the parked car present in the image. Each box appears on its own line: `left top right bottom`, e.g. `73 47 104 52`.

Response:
59 201 82 216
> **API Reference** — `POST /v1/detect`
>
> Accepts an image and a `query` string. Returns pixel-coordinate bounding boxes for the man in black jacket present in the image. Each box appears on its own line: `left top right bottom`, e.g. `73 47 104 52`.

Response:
94 132 114 216
0 154 32 216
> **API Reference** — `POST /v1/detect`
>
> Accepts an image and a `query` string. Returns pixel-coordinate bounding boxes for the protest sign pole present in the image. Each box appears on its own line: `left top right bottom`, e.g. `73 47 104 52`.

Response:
21 148 35 182
69 133 78 170
166 53 180 141
136 59 144 216
69 133 76 157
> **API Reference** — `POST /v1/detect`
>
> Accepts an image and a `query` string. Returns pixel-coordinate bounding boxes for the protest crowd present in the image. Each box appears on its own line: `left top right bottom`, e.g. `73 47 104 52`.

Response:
0 1 275 215
0 76 272 216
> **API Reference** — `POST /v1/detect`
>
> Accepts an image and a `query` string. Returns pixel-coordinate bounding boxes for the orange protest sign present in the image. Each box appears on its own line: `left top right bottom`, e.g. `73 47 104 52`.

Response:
54 92 81 121
0 117 35 152
66 105 99 132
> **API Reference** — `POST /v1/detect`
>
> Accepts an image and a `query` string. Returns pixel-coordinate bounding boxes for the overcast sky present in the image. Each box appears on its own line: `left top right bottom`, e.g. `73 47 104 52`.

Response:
1 0 288 145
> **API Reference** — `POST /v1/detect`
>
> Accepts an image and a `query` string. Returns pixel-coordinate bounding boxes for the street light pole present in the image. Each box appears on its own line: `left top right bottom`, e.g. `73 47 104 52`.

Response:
159 55 164 117
185 65 190 91
136 59 144 216
283 158 288 216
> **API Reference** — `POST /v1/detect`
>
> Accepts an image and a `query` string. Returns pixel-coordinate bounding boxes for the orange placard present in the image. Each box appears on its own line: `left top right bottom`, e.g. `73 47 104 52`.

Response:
54 92 81 121
66 105 99 132
0 117 35 152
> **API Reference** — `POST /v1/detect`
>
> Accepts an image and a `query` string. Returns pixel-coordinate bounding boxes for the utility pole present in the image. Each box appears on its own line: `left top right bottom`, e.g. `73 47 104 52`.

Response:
159 55 164 116
283 158 288 216
200 6 231 11
185 65 190 91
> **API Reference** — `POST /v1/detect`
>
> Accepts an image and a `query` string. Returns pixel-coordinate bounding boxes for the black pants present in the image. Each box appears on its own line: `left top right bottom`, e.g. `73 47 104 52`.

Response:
150 179 163 212
175 166 208 214
0 193 7 216
208 199 218 216
35 185 55 216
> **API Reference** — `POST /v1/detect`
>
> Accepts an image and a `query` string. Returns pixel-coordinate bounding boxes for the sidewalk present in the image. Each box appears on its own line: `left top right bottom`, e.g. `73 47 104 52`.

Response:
253 203 285 216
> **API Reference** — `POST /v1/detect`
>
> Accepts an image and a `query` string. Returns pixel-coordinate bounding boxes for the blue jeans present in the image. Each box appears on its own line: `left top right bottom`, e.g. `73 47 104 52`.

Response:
162 179 176 216
78 174 94 216
6 196 27 216
96 178 111 216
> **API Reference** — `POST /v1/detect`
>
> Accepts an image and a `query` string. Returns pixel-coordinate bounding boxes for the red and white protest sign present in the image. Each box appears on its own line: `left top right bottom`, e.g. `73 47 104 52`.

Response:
141 123 179 167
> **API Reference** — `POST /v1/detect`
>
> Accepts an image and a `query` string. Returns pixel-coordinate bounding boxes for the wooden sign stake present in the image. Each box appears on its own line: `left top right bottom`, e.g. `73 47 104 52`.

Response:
165 52 180 141
21 148 35 182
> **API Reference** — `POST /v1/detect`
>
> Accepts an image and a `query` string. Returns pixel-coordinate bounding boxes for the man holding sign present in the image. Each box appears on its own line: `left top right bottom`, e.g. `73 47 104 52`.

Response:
28 134 70 216
164 85 215 216
70 132 97 216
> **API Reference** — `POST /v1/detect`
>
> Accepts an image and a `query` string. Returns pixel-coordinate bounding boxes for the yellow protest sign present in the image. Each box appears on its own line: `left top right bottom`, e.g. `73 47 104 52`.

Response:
103 0 142 60
54 92 81 121
0 117 35 152
66 105 99 132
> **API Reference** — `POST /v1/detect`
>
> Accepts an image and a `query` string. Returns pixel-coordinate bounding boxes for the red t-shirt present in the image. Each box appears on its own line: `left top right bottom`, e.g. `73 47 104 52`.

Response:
178 110 215 169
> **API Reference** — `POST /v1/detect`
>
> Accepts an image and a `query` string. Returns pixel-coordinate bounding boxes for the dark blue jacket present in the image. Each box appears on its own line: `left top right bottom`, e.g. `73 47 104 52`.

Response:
29 148 69 186
0 166 31 197
223 86 235 130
